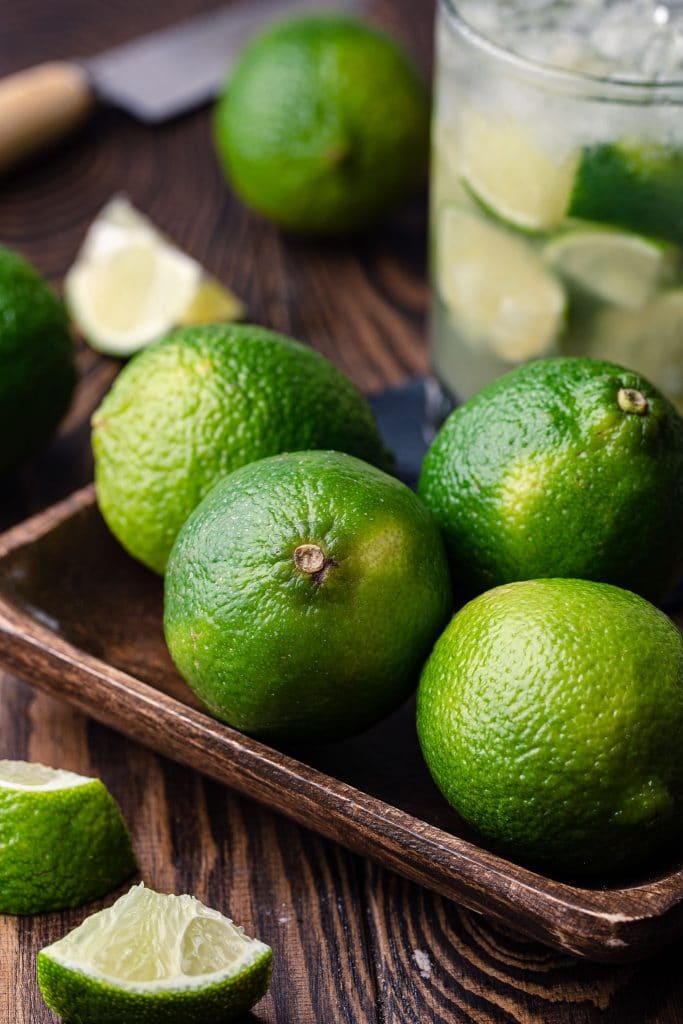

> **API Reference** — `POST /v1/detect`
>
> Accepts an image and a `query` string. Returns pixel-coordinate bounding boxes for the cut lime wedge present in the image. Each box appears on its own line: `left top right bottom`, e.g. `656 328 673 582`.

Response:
570 142 683 246
437 206 566 362
38 884 272 1024
544 228 677 309
65 197 244 357
0 760 136 915
580 290 683 411
460 110 579 232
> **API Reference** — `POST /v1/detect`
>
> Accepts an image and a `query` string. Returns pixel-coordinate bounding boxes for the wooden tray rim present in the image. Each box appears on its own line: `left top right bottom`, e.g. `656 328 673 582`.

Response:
1 486 683 962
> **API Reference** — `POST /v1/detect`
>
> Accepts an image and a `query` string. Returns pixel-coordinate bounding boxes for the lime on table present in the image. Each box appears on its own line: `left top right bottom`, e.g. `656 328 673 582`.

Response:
418 356 683 603
214 14 430 235
164 450 452 743
66 197 244 357
459 109 579 232
0 760 136 915
38 883 272 1024
92 323 390 574
436 206 566 362
417 579 683 877
0 246 75 474
544 227 677 309
570 141 683 245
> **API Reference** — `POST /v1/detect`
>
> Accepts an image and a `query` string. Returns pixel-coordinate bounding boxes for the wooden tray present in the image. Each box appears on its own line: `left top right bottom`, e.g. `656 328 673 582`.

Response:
1 485 683 964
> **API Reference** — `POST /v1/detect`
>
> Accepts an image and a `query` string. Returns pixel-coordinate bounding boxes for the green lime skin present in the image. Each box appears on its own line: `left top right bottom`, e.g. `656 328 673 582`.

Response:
37 949 272 1024
418 357 683 603
0 779 136 915
0 246 75 473
92 323 390 574
417 578 683 877
164 451 452 742
213 14 430 235
570 142 683 246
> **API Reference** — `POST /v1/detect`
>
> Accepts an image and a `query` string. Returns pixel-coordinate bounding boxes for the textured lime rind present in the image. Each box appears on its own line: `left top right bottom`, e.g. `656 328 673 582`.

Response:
0 778 136 915
213 14 430 234
0 246 75 473
417 579 683 877
92 323 390 574
37 948 272 1024
164 450 452 742
418 357 683 603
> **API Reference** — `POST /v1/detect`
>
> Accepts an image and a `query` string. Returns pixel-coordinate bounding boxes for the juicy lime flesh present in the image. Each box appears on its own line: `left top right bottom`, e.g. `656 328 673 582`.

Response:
214 14 430 235
164 450 452 742
92 323 390 574
0 246 75 473
0 763 136 915
38 885 272 1024
417 579 683 876
418 357 683 603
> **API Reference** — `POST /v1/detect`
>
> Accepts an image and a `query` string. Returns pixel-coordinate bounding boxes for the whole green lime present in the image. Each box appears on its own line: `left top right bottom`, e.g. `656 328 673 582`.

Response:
213 14 430 235
419 357 683 603
164 450 452 742
417 578 683 876
92 323 390 574
0 246 75 473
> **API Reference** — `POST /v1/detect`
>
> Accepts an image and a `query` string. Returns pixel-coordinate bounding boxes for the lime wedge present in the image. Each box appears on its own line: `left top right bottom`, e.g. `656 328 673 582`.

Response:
65 197 244 357
570 142 683 245
38 883 272 1024
437 206 566 362
580 290 683 411
0 760 136 915
460 110 579 232
544 228 677 309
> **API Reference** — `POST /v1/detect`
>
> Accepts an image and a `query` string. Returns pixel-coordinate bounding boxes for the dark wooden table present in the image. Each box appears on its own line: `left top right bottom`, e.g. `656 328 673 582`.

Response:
2 2 683 1021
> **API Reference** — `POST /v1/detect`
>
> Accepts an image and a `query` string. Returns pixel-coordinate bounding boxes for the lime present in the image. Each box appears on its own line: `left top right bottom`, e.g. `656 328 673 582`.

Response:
0 247 75 474
213 14 430 235
459 110 579 232
37 883 271 1024
436 207 566 362
418 357 683 603
417 579 683 876
92 323 390 574
0 760 136 915
544 227 677 309
66 197 244 357
581 290 683 411
570 141 683 245
164 450 452 742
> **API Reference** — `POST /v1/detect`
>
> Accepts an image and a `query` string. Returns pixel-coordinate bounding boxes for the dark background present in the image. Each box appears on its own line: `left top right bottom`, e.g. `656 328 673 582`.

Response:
2 1 683 1021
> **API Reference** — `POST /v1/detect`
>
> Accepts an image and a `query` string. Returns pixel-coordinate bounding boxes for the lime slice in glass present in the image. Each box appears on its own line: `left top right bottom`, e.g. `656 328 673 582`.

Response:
437 206 566 362
570 142 683 246
460 109 579 232
544 228 677 309
0 760 136 915
65 197 244 357
38 884 272 1024
579 290 683 411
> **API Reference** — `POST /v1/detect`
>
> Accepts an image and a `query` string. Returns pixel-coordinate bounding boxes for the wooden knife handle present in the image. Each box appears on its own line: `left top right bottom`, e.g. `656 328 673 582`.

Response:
0 61 95 174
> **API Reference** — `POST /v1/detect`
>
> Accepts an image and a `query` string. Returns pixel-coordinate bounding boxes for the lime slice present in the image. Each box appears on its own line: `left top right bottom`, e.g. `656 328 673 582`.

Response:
544 228 677 310
0 760 136 915
580 290 683 411
437 206 566 362
460 110 579 232
65 197 244 357
570 142 683 246
38 883 272 1024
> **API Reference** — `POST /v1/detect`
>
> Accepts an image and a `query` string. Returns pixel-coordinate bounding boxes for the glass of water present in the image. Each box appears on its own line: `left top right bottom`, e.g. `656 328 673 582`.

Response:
431 0 683 408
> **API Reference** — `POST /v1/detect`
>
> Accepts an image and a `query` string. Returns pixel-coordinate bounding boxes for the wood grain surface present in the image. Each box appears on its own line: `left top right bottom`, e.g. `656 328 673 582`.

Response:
1 1 682 1021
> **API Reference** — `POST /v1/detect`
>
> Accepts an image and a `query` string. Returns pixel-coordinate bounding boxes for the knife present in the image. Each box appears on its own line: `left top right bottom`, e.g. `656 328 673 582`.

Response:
0 0 366 174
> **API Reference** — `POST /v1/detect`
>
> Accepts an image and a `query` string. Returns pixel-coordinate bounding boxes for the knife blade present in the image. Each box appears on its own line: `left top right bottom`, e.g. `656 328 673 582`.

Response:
0 0 367 173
